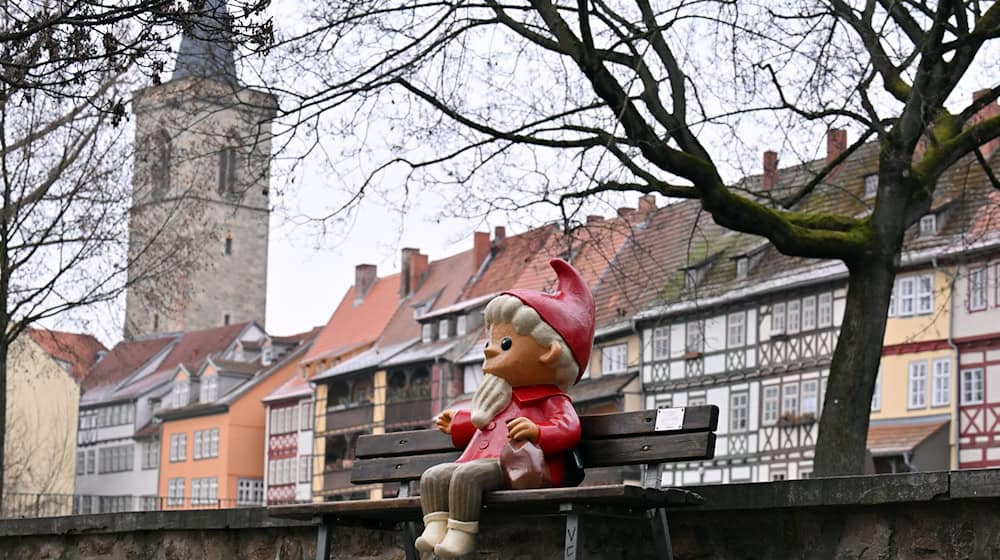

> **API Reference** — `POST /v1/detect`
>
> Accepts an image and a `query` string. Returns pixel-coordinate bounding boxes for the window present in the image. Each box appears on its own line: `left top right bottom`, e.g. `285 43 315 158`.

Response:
727 312 746 348
218 147 236 195
237 479 264 506
97 445 134 473
200 376 218 403
463 363 484 394
729 393 748 432
142 440 160 469
601 344 628 375
919 214 937 236
299 455 312 483
787 300 801 334
438 318 451 340
771 471 787 481
801 297 817 331
996 264 1000 307
782 384 799 416
168 479 185 506
908 361 927 408
688 395 707 407
801 380 819 416
77 451 86 475
194 428 220 459
224 235 233 256
970 267 987 311
192 477 218 506
457 315 468 336
917 275 934 314
736 257 749 279
684 269 697 289
961 368 984 404
154 314 160 331
173 379 190 408
421 323 433 343
818 293 833 327
888 287 897 317
652 327 670 360
86 450 96 474
762 386 780 425
863 174 878 198
299 400 314 431
871 369 882 411
686 321 704 353
898 277 916 316
224 313 231 326
170 433 187 462
932 359 951 407
771 303 786 335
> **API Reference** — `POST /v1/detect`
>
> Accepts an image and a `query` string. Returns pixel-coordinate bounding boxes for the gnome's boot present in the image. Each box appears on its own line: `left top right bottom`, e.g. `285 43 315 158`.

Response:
414 511 449 553
433 519 479 558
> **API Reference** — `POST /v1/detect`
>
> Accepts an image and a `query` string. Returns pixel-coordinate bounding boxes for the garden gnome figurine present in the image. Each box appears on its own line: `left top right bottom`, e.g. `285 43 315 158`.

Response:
415 258 595 558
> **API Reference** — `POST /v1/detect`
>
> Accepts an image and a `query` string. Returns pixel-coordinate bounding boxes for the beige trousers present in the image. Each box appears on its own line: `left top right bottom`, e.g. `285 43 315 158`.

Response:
419 459 503 522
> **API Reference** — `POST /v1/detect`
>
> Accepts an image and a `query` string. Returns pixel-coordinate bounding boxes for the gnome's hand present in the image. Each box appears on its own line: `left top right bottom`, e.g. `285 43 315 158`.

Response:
436 410 454 434
506 417 540 443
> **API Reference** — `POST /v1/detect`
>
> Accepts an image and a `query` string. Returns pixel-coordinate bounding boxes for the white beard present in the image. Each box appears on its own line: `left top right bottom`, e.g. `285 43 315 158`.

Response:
470 374 513 428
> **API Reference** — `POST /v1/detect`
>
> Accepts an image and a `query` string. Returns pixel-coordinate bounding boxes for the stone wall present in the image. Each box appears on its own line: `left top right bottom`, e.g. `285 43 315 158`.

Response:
3 470 1000 559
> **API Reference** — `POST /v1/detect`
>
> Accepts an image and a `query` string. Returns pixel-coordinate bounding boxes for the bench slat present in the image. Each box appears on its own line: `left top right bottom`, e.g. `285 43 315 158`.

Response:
351 451 463 484
355 430 455 459
580 406 719 439
580 432 715 467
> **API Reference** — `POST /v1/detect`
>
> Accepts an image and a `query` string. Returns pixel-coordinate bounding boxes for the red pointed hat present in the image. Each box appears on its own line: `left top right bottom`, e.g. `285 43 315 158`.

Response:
503 258 595 383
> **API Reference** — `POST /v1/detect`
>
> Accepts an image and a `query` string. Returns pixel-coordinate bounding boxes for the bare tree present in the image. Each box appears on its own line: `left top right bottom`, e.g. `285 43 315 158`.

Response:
0 0 274 504
270 1 1000 475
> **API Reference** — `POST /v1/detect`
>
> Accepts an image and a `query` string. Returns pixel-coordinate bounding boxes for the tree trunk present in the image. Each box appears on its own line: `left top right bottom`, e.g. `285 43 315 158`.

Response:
813 257 896 476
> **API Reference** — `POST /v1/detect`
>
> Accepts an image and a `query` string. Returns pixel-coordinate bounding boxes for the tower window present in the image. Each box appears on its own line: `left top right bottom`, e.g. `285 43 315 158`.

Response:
224 314 231 326
153 314 159 331
153 129 171 198
224 236 233 256
218 147 237 195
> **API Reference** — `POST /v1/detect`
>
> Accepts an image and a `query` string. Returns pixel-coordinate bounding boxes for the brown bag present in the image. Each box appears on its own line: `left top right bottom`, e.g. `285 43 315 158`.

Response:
500 440 553 490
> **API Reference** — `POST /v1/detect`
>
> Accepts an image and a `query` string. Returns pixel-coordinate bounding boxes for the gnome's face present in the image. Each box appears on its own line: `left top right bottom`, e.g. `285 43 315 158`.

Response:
482 322 563 387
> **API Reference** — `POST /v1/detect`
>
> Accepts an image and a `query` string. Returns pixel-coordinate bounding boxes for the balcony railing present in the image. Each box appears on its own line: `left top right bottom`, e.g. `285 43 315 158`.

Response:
385 398 432 430
324 403 374 432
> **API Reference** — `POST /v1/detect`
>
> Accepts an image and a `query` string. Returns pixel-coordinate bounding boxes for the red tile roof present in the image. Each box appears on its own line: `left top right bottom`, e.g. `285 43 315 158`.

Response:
263 369 312 403
462 224 560 298
302 274 402 364
155 322 251 373
27 328 107 382
82 335 177 393
867 420 948 455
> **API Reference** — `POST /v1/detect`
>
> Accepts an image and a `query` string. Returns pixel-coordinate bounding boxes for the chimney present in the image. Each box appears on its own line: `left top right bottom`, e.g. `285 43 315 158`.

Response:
586 215 604 224
638 195 657 215
493 226 506 243
971 89 1000 157
409 252 429 296
400 247 419 298
827 128 847 173
763 150 778 192
354 264 377 301
617 207 636 219
473 231 490 274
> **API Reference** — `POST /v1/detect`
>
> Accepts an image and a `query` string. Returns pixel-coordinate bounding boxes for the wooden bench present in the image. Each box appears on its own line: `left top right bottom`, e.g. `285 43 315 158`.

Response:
270 405 718 560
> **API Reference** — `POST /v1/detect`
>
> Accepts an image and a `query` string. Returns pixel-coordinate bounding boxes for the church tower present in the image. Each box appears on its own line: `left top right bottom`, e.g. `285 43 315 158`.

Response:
124 0 276 339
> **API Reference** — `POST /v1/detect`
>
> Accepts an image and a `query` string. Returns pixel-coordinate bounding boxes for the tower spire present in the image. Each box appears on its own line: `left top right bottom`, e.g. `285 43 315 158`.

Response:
171 0 238 84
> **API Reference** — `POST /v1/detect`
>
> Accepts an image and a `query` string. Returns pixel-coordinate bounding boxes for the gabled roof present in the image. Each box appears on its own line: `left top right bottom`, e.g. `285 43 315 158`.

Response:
155 322 252 372
82 334 178 394
461 224 561 299
27 328 107 382
302 273 402 365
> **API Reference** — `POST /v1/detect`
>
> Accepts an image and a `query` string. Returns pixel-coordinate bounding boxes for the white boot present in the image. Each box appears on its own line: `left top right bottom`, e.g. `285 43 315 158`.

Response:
433 519 479 558
414 511 449 553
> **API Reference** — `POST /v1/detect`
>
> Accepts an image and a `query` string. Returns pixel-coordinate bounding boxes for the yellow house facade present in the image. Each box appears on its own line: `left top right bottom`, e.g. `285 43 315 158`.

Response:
870 266 957 471
3 335 83 516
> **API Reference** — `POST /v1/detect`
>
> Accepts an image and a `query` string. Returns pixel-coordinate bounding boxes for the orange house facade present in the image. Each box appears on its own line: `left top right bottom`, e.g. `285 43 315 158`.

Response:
157 341 313 508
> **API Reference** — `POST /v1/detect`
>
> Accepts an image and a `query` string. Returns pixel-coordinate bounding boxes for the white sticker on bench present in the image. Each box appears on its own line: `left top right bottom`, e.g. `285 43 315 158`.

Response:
654 408 685 432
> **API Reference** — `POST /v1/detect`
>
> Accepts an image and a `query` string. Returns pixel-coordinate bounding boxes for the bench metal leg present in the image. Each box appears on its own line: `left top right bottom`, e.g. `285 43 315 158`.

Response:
315 517 333 560
398 482 419 560
561 503 582 560
650 507 673 560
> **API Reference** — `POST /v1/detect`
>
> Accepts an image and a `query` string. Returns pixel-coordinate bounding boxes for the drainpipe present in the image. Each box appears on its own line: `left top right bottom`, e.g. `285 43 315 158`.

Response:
937 256 961 470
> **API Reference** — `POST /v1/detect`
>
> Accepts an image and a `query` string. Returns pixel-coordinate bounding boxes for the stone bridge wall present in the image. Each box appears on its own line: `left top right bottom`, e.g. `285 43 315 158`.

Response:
2 470 999 559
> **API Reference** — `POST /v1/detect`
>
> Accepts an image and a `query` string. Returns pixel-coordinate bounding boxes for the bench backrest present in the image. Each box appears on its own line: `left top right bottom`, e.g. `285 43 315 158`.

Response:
350 406 718 485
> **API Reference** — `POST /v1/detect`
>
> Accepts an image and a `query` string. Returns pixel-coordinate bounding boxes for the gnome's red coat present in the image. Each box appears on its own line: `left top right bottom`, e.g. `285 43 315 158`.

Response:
450 384 581 487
